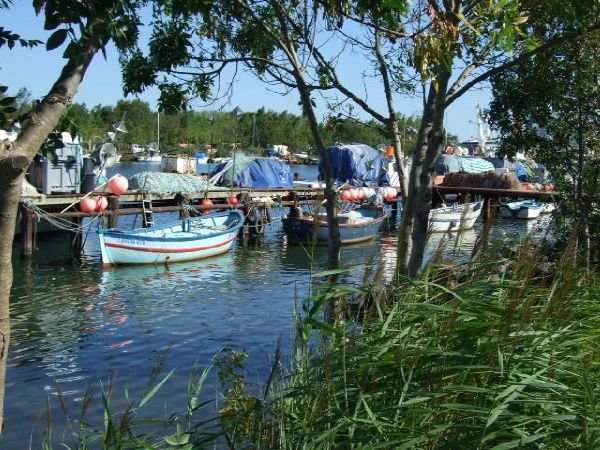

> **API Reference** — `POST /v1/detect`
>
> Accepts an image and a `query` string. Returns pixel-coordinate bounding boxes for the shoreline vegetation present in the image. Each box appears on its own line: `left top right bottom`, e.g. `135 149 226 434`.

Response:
41 227 600 449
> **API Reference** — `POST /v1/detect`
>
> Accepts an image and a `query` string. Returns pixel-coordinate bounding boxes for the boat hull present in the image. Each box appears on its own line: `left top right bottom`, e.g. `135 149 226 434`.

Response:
99 210 244 265
500 201 543 219
282 206 387 244
428 201 483 232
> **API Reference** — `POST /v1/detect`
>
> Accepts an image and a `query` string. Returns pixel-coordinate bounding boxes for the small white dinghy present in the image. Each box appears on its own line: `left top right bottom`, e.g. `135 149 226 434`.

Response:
500 200 543 219
428 201 483 232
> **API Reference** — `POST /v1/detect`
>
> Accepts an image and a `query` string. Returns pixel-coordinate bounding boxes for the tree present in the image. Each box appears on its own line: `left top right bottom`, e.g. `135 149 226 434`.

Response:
121 0 347 269
0 0 141 431
325 0 600 277
489 32 600 269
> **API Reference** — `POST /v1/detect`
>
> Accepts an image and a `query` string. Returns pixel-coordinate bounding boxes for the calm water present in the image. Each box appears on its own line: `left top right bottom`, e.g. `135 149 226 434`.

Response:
2 162 546 448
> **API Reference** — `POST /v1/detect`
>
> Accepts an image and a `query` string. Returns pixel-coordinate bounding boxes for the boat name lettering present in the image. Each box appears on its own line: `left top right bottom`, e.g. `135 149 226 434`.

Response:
120 238 147 245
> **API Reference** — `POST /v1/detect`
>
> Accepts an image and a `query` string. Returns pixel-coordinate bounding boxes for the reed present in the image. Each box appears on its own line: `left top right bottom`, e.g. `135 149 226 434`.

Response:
220 241 600 449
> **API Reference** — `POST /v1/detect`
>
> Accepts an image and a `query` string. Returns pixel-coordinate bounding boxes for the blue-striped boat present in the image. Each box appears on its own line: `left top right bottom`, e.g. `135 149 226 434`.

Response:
99 210 244 265
282 205 387 244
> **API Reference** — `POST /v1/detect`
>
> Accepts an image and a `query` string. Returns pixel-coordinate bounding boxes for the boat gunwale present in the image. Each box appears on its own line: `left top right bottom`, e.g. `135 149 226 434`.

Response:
99 210 244 242
285 207 388 229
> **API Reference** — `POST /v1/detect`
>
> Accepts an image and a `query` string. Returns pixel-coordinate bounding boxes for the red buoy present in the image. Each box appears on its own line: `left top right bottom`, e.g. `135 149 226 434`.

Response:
95 196 108 212
107 174 128 196
200 198 213 215
79 197 96 213
340 190 351 202
227 196 239 205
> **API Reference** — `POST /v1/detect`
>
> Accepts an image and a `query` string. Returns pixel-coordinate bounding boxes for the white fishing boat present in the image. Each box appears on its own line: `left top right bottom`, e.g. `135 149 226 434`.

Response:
428 201 483 232
136 152 161 162
99 210 244 265
500 200 543 219
540 202 556 214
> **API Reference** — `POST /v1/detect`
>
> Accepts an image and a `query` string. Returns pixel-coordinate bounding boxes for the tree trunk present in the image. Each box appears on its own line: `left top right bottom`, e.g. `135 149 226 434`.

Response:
295 78 341 269
0 30 104 432
406 73 451 277
387 118 408 200
396 71 451 279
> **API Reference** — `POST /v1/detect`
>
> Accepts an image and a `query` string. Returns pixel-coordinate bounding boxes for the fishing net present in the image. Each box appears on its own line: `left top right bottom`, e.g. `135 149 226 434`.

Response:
442 171 522 190
128 171 229 194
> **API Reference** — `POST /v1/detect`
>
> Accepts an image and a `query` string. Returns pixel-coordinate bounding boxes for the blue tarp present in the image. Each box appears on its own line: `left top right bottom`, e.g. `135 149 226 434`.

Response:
210 157 294 188
318 143 390 186
435 155 495 175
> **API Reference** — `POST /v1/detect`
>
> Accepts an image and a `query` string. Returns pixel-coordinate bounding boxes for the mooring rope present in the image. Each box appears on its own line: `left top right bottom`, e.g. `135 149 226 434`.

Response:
23 202 100 234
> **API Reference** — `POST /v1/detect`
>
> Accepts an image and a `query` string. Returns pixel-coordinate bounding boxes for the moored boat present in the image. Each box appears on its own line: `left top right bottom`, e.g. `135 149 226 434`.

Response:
500 200 543 219
282 205 387 244
99 210 244 265
428 201 483 232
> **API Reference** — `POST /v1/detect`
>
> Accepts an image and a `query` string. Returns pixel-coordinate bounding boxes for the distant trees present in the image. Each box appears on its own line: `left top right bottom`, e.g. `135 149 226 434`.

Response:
29 99 392 155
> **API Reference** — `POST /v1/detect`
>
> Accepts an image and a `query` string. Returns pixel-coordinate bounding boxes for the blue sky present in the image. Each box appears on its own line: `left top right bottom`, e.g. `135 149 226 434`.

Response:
0 3 492 141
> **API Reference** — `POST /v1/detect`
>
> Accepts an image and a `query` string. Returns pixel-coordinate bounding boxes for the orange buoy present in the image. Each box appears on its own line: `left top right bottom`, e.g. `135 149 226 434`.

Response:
79 196 96 213
108 174 128 196
384 146 395 158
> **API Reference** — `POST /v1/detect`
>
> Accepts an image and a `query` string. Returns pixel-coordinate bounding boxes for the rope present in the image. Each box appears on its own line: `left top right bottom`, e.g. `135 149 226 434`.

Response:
24 202 101 234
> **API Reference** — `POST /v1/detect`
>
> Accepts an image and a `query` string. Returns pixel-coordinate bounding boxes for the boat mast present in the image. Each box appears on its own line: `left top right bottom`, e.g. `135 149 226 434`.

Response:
157 111 160 153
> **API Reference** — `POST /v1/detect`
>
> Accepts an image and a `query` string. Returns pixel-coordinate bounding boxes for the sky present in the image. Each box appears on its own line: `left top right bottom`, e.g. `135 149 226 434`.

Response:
0 3 493 142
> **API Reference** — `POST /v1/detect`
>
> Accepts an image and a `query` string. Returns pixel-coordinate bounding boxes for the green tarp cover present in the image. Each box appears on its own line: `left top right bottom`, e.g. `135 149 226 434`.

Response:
128 171 229 194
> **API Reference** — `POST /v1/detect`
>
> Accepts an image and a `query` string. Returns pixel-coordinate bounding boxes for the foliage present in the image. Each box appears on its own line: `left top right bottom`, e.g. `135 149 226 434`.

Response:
489 32 600 263
218 241 600 448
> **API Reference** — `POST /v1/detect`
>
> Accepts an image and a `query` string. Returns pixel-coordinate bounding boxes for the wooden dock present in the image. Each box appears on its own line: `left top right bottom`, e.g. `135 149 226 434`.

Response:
18 185 558 256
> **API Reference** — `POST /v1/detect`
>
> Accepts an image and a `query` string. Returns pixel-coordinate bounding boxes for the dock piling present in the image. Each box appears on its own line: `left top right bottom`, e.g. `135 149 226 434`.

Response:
20 205 34 257
107 195 120 229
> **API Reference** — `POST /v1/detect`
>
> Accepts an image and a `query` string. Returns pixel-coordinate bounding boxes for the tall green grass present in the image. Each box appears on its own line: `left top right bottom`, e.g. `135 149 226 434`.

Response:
221 241 600 449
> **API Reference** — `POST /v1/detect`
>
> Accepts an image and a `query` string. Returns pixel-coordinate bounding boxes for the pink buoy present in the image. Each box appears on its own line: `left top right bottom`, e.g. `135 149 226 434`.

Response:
350 189 359 201
95 196 108 212
108 174 129 196
340 190 351 202
79 196 96 213
388 187 397 200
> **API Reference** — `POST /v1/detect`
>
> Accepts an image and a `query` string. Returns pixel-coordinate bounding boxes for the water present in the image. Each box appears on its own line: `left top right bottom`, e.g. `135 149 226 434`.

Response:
2 162 548 448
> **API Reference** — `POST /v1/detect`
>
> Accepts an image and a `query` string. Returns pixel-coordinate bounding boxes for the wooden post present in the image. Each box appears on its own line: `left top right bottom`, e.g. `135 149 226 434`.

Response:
20 204 34 257
180 194 191 219
482 197 492 224
108 195 120 229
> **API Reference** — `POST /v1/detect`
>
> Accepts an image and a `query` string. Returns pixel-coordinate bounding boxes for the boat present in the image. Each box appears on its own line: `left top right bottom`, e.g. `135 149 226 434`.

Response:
500 200 543 219
161 155 197 174
540 202 556 214
99 210 244 265
136 152 162 162
282 205 387 244
428 201 483 232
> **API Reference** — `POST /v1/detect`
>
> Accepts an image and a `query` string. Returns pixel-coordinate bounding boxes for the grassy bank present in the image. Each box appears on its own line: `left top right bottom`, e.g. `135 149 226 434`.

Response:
223 242 600 449
47 240 600 449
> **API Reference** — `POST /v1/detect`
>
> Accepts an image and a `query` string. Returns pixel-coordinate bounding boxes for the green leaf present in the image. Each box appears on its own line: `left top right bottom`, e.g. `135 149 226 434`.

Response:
139 369 174 408
46 29 68 51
